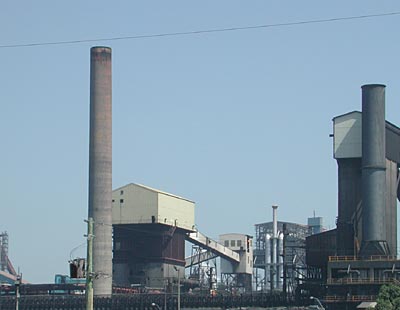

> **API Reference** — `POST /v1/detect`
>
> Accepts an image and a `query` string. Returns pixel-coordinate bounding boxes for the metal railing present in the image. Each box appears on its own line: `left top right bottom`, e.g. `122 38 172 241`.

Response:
329 255 398 262
0 292 301 310
324 295 376 303
327 277 400 285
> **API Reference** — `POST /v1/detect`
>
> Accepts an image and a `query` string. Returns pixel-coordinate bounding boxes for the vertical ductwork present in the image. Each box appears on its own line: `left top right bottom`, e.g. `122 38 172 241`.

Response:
272 205 278 240
271 205 278 290
360 84 388 256
264 233 271 292
88 46 113 295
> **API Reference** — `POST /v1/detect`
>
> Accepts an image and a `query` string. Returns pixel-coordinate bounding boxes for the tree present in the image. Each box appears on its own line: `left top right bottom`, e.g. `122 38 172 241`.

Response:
376 284 400 310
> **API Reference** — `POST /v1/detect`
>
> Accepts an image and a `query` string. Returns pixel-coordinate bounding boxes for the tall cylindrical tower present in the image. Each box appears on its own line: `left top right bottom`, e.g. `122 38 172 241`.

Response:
361 84 387 255
278 233 283 289
271 205 278 290
264 233 271 291
88 46 113 295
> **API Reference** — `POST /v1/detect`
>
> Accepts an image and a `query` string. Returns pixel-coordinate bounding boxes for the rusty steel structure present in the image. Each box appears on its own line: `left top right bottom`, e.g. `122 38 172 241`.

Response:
88 46 113 296
302 84 400 310
0 232 17 276
0 232 9 273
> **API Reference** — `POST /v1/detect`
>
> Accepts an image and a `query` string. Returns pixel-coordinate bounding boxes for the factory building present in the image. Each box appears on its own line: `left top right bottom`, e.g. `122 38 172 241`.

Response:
219 233 253 292
305 84 400 309
333 110 400 257
112 183 195 289
253 208 315 293
308 216 323 235
112 183 254 292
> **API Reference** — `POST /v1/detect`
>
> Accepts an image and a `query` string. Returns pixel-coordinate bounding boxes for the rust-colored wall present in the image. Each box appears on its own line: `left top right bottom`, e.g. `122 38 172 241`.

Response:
113 224 185 265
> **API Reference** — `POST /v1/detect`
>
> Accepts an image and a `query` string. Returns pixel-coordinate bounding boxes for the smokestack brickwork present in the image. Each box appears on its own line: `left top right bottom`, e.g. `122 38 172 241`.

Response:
88 46 113 295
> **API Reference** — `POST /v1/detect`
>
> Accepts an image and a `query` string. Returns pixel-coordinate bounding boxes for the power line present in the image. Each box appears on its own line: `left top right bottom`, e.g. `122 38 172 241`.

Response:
1 11 399 49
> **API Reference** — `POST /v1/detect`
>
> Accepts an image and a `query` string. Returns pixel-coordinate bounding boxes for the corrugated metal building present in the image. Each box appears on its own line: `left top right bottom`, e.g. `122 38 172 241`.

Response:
112 183 195 288
333 111 400 256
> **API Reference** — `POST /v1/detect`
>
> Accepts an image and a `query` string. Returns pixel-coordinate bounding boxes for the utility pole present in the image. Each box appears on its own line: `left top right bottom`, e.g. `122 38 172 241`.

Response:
282 223 287 298
177 269 180 310
164 279 167 310
85 218 94 310
173 266 181 310
15 274 21 310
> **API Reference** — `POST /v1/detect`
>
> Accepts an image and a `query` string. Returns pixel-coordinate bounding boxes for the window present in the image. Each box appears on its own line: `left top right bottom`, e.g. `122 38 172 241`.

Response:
120 199 124 203
120 190 124 195
237 240 242 247
230 240 235 247
224 240 229 247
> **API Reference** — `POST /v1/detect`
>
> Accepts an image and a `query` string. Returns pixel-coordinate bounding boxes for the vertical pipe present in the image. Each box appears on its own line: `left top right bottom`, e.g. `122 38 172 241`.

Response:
386 160 398 255
85 218 94 310
88 46 113 295
361 84 387 255
272 205 278 290
282 224 287 295
278 233 284 289
272 205 278 239
265 234 271 291
177 269 181 310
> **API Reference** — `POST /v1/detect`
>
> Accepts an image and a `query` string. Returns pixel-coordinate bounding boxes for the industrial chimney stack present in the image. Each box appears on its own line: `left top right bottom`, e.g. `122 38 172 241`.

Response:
360 84 388 256
88 46 113 295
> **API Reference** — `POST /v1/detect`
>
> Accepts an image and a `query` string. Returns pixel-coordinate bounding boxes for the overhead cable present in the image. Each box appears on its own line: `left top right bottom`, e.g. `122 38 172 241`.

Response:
0 11 399 49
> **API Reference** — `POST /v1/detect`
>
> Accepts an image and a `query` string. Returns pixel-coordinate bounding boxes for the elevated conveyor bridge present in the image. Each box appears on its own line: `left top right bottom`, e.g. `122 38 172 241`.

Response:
185 231 240 267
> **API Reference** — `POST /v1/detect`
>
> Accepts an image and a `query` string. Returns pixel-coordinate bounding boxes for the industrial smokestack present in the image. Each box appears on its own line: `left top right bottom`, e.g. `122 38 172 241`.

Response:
88 46 113 295
360 84 388 256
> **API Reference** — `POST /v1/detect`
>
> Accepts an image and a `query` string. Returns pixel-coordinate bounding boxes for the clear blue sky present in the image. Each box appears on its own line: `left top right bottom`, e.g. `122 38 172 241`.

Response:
1 1 400 283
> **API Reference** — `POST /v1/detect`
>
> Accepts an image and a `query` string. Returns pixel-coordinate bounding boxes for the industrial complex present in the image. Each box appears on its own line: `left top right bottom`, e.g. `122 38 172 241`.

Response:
304 84 400 309
1 47 400 310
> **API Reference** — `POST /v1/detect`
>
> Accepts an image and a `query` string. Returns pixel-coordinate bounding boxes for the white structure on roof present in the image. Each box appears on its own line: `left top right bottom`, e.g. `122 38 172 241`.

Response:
333 111 362 159
112 183 195 231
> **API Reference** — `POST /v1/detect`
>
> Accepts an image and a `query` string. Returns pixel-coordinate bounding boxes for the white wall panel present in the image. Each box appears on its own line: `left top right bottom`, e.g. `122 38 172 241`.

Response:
333 112 362 159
